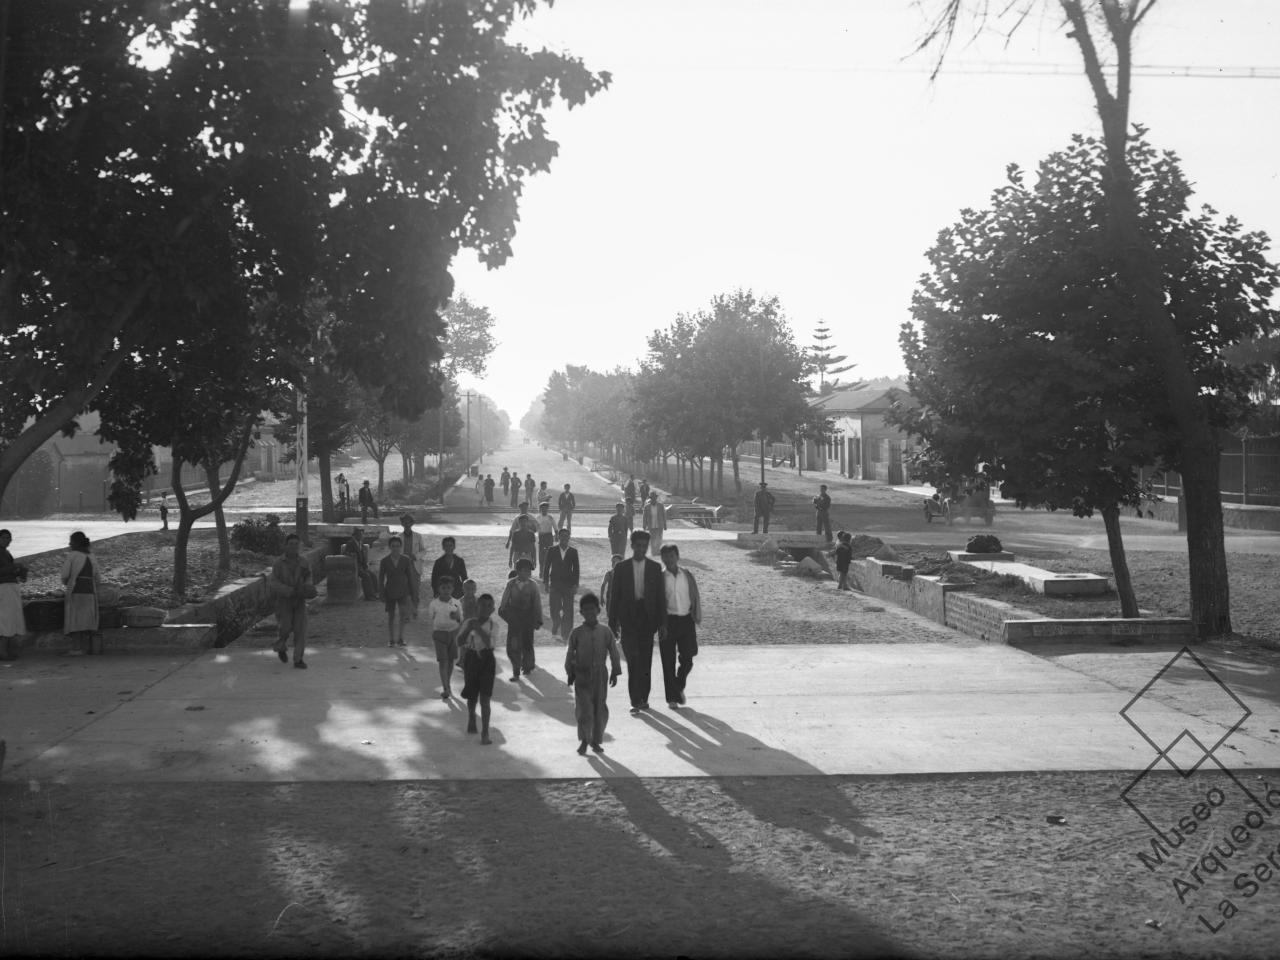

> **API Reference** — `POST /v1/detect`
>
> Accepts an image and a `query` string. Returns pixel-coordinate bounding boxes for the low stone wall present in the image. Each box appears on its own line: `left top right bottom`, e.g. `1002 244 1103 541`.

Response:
849 557 1190 646
944 592 1037 643
24 623 217 654
166 543 329 646
1144 500 1280 531
1003 617 1195 645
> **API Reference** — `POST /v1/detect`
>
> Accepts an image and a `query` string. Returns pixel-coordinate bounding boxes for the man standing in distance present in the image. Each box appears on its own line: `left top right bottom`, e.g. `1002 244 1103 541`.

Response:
544 527 580 641
358 480 378 522
557 483 576 534
658 544 700 709
606 530 666 714
813 484 833 542
753 481 775 535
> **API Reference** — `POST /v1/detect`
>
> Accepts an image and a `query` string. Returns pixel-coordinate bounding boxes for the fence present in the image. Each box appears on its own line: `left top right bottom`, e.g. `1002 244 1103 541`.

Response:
1138 434 1280 507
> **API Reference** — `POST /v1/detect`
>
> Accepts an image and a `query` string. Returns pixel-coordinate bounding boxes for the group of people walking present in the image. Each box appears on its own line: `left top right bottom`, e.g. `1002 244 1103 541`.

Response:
265 466 699 756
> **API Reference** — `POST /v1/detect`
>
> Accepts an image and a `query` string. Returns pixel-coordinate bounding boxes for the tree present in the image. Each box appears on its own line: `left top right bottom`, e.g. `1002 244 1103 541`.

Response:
895 133 1277 620
1 1 609 511
809 322 857 390
915 0 1277 636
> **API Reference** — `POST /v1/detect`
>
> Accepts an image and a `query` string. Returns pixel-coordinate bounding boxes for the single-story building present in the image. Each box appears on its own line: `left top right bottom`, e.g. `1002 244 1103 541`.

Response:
803 381 919 483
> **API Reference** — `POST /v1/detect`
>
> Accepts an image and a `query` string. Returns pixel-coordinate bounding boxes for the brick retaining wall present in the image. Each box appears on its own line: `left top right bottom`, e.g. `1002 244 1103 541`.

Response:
849 557 1193 645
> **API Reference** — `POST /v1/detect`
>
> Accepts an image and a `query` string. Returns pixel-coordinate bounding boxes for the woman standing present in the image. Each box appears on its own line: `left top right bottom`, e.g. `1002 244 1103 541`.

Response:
61 531 100 655
0 529 28 661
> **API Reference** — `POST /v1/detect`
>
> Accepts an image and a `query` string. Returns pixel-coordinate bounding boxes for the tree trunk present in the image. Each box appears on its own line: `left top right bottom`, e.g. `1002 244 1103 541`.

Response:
374 455 387 498
169 419 255 598
1062 0 1231 637
1101 504 1140 618
731 444 741 494
205 464 230 574
317 448 334 523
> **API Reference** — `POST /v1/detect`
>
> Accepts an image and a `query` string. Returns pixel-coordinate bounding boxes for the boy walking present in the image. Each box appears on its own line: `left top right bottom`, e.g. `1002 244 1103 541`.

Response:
456 593 500 745
378 536 418 647
557 483 576 533
565 593 621 755
426 576 463 699
498 557 543 681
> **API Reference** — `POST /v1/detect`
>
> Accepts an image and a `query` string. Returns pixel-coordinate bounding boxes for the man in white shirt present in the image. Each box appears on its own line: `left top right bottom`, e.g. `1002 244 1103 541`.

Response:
658 543 700 709
534 501 558 578
643 491 667 554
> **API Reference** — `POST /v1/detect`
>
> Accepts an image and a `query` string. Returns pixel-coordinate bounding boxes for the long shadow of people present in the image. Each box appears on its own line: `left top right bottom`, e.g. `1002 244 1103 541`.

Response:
640 707 880 856
586 751 730 870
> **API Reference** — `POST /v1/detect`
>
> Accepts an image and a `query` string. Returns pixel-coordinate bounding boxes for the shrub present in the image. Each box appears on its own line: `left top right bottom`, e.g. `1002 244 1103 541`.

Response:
966 534 1004 554
231 514 285 555
385 480 408 500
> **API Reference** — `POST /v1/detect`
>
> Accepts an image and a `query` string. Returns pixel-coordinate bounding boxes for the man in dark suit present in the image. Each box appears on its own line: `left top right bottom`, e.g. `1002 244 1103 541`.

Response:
606 529 667 714
543 527 580 641
430 536 468 600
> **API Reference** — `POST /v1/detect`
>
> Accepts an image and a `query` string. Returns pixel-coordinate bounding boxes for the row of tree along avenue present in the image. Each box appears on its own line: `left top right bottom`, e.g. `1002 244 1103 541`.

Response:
892 0 1280 638
529 290 829 499
0 2 607 596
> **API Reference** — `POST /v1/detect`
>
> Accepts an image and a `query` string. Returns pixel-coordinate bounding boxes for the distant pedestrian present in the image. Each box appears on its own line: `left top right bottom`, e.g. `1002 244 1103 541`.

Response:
475 472 485 506
358 480 378 522
498 557 543 681
623 475 636 502
752 481 775 534
557 483 576 533
268 533 312 668
505 503 538 570
378 535 418 648
400 514 427 599
624 495 636 534
832 530 853 590
456 593 499 744
343 528 378 600
565 593 621 755
0 530 28 661
606 530 666 714
430 536 468 601
524 473 535 506
536 480 553 510
509 475 520 508
460 578 479 621
61 531 101 656
642 491 667 554
658 544 700 710
544 527 580 641
607 502 629 558
814 484 833 542
501 468 511 496
159 494 170 531
638 478 650 504
335 473 350 511
484 474 495 505
599 553 623 615
426 577 462 700
535 501 557 577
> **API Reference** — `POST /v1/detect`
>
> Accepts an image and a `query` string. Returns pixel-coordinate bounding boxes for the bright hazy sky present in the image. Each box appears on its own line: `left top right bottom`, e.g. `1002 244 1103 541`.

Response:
450 0 1280 423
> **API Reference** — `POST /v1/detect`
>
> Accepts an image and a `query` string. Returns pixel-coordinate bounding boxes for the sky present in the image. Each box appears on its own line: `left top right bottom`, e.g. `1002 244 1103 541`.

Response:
449 0 1280 424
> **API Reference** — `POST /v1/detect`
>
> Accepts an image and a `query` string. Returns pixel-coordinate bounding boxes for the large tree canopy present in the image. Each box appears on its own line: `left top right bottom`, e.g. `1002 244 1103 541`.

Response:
894 133 1279 621
0 0 609 503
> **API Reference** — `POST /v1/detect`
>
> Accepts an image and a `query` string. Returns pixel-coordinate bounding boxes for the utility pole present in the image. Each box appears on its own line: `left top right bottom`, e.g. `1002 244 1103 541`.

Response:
461 390 475 476
295 387 309 544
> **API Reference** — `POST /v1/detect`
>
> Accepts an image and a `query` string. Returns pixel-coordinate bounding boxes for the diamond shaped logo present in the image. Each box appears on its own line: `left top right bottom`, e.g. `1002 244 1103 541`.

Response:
1120 646 1250 761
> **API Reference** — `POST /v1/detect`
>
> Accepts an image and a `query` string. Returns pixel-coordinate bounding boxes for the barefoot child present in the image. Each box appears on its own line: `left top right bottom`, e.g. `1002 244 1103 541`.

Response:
456 593 499 745
498 557 543 681
565 593 621 756
426 576 462 699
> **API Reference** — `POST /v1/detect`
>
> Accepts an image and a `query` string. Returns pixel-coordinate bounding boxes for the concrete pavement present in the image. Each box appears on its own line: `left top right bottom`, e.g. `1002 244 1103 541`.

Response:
6 634 1280 783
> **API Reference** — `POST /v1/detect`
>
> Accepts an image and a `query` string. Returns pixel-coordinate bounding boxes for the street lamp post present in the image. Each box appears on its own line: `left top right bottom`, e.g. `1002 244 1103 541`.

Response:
295 387 309 545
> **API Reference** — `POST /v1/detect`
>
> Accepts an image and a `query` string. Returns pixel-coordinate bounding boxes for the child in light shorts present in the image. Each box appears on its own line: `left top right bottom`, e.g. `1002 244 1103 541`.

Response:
426 576 462 700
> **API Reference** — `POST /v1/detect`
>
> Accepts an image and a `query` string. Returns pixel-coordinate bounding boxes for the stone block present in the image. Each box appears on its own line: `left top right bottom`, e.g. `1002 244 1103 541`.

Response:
948 550 1015 563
